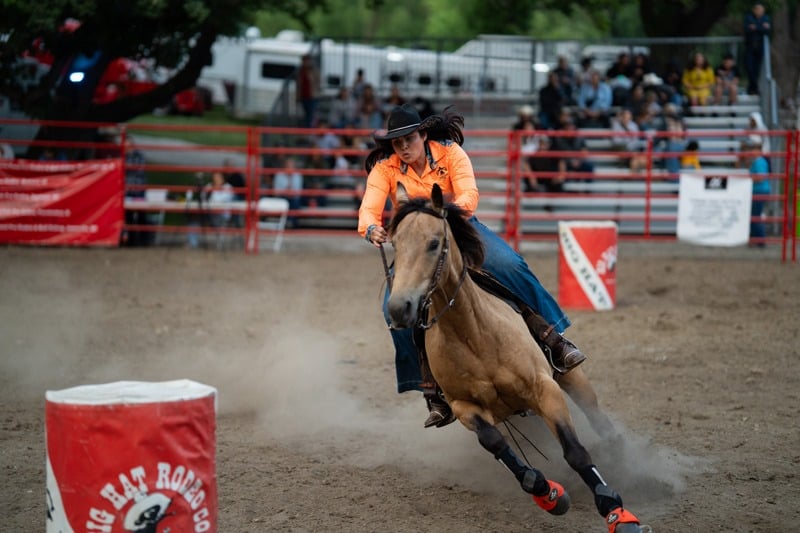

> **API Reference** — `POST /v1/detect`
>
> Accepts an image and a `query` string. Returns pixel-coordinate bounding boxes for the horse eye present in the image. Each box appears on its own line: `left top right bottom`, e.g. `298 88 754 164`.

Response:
426 238 440 252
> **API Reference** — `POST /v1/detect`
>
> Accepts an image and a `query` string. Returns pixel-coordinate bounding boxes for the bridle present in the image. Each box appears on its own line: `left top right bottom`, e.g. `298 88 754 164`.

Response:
381 208 468 331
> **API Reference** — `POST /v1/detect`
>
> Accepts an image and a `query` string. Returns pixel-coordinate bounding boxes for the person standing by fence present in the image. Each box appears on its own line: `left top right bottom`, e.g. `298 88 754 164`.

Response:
743 3 771 95
296 54 320 128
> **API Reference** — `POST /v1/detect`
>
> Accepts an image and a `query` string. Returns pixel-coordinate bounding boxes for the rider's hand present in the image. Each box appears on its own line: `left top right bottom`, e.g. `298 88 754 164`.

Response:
366 224 387 247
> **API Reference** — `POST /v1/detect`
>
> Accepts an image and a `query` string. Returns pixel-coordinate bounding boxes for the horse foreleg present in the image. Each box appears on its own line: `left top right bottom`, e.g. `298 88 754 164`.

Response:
454 402 570 516
535 379 647 532
555 367 618 440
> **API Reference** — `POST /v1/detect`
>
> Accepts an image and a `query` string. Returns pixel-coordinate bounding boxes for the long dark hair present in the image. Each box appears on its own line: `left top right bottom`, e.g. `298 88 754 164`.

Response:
365 106 465 173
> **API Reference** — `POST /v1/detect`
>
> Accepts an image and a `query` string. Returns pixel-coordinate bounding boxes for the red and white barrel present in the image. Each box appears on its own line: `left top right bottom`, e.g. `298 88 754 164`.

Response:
558 221 618 311
45 379 218 533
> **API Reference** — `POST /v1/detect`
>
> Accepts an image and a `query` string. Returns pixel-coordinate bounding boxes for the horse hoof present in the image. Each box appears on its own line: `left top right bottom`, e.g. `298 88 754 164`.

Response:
606 507 651 533
532 480 570 515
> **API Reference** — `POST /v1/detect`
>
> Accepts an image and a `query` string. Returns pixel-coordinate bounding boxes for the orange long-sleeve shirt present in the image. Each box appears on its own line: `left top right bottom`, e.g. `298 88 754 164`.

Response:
357 140 480 237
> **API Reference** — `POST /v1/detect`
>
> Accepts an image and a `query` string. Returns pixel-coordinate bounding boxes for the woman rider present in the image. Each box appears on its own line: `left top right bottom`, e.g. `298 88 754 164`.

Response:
358 103 585 428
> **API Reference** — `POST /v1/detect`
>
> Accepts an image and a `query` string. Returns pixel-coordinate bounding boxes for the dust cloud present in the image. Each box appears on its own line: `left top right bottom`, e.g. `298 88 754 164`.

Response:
214 324 698 504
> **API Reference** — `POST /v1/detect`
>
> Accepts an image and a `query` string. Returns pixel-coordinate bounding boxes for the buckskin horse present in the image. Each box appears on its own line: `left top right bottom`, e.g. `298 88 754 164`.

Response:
384 183 649 533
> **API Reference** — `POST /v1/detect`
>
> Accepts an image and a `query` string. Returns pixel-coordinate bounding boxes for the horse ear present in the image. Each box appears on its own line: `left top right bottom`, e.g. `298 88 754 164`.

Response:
431 183 444 210
396 182 409 204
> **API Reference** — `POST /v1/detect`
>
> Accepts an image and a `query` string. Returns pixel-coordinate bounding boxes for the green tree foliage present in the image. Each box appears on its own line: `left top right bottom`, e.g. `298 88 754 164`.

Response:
0 0 326 123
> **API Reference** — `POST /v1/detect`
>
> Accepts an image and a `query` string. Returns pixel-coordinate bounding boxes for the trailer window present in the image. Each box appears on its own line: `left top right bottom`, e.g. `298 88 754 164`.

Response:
260 63 296 80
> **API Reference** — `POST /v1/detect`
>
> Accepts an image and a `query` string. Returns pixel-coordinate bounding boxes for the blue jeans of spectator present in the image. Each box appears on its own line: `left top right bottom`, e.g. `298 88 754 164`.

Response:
383 216 571 393
661 140 685 177
750 199 766 244
301 98 318 128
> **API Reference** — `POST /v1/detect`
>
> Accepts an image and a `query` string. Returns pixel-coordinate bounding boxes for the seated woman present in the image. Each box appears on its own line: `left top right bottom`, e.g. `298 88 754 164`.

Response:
682 51 715 106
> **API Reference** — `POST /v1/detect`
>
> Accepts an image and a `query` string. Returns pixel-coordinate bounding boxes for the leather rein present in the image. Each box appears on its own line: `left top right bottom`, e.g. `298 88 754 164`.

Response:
380 208 468 331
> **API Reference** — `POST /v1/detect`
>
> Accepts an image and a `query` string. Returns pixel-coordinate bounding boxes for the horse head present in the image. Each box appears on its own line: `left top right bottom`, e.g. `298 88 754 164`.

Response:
386 183 483 329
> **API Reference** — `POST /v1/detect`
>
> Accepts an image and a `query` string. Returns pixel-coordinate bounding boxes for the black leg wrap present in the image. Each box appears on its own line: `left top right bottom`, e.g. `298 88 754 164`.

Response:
475 416 547 493
593 483 624 518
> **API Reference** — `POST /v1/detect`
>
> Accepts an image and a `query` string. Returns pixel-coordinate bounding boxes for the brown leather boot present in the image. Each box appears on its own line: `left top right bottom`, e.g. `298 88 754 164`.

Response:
424 393 456 428
522 309 587 373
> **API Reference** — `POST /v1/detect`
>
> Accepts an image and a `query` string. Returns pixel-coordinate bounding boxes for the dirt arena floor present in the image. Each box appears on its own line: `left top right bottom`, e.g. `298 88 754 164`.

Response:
1 239 798 532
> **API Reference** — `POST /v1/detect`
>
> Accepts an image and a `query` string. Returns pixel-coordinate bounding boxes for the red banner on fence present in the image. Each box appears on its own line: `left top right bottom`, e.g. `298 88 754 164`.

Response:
0 159 123 245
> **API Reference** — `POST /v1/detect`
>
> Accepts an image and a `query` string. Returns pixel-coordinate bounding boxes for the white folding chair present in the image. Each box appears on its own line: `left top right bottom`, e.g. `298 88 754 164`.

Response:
256 197 290 252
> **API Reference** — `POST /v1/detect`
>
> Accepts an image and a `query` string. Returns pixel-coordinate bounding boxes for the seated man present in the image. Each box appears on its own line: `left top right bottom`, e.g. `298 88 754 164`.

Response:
576 70 613 128
551 117 595 185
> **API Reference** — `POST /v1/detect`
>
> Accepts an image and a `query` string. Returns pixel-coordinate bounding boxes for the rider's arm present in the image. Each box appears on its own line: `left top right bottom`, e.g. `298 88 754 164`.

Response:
448 143 480 216
358 163 391 238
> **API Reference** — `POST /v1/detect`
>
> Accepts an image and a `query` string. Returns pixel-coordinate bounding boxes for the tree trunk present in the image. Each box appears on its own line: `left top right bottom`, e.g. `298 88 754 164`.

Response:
769 1 800 123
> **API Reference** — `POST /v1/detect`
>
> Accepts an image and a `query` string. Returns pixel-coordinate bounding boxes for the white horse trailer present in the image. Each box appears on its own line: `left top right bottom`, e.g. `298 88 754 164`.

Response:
197 30 580 117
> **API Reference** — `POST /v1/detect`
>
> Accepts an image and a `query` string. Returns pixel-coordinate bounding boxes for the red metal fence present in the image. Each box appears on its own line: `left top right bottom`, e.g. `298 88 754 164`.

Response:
1 118 797 261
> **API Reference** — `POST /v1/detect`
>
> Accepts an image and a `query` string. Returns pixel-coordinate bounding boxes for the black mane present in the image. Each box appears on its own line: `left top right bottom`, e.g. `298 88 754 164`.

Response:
388 198 485 268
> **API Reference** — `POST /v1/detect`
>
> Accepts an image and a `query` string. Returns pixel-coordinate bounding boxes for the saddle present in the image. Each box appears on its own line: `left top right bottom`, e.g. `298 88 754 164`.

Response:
413 268 576 396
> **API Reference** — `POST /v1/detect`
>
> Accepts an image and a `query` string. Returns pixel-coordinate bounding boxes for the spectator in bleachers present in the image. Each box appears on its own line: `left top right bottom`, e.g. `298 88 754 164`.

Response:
610 108 647 172
412 95 436 120
551 116 594 185
630 52 652 87
223 158 246 200
577 56 595 85
626 83 648 117
328 87 360 129
273 156 304 226
310 119 341 205
351 68 367 101
643 87 663 118
680 140 702 170
682 52 715 106
511 104 536 131
223 158 246 227
606 53 634 108
538 72 567 129
658 103 688 175
383 85 406 116
206 170 235 229
358 84 383 130
516 119 548 192
714 53 740 105
661 59 685 106
576 70 613 127
553 56 577 105
511 105 539 191
606 52 633 81
743 3 771 95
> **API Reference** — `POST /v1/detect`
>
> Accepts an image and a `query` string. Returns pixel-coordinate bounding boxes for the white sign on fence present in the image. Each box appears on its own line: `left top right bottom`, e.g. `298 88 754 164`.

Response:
677 173 752 247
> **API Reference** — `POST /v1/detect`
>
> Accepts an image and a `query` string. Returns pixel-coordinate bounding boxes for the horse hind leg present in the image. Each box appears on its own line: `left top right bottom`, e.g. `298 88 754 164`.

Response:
555 367 618 440
536 379 649 532
463 410 570 516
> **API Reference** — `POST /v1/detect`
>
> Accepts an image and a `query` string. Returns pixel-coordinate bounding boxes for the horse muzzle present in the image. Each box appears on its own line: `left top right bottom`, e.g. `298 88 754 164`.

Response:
387 294 420 329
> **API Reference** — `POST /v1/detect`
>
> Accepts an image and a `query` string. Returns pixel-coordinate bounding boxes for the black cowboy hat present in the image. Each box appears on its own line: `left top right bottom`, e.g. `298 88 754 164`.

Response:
373 103 422 141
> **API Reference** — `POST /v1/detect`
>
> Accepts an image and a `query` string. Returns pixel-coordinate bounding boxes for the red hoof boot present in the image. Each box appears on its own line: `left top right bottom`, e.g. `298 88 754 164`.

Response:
532 480 570 516
606 507 648 533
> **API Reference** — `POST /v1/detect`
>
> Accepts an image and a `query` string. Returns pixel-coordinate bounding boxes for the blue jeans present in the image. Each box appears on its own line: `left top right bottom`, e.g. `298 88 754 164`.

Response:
384 216 570 393
750 199 766 243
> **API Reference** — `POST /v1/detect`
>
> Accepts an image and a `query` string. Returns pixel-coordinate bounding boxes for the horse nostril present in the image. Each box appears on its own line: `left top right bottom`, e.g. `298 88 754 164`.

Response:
388 296 417 328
